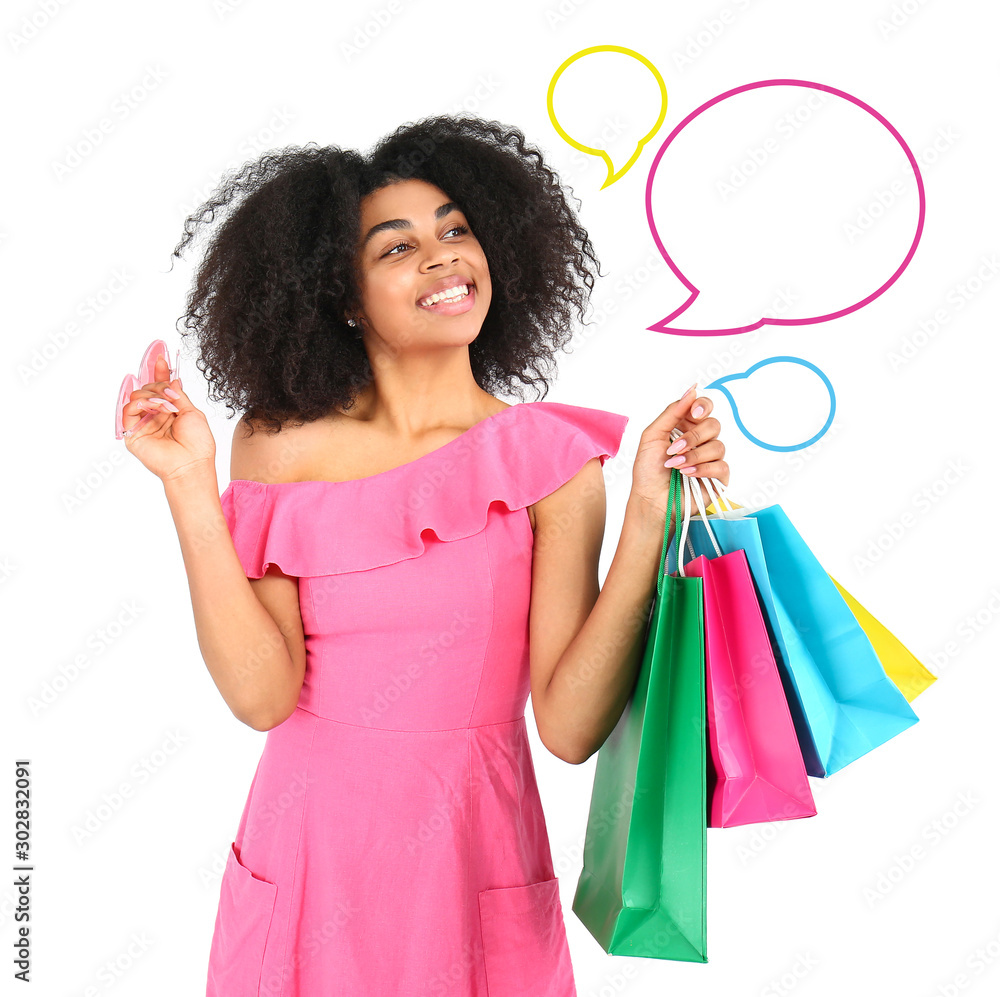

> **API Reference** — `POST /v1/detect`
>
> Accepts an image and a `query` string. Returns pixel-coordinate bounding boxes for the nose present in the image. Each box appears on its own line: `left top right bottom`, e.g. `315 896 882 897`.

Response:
420 243 460 270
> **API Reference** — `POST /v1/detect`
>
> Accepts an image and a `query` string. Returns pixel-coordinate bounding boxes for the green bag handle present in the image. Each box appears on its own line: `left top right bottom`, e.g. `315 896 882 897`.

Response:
657 467 682 589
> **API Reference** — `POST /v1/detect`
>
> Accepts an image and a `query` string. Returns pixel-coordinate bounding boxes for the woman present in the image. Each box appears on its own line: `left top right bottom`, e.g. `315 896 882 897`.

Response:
122 115 729 996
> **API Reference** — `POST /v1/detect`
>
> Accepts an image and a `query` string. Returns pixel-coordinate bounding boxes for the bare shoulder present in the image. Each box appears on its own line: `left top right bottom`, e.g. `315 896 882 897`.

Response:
230 395 517 487
230 415 317 484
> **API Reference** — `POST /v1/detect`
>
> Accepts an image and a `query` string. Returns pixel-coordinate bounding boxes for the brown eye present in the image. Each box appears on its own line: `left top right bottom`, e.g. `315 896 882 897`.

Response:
382 225 468 258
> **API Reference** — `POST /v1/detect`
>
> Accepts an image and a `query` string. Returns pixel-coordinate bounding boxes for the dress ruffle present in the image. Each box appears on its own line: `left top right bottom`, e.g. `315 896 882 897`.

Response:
219 401 629 578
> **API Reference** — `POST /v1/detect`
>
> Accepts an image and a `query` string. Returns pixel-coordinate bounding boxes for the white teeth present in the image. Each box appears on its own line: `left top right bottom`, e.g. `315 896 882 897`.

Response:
420 284 470 307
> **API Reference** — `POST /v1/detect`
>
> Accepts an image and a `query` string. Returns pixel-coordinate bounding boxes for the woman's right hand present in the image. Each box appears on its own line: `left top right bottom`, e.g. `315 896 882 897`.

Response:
122 354 217 482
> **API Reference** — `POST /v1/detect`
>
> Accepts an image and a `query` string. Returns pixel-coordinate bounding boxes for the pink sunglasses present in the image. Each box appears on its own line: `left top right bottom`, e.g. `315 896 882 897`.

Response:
115 339 181 439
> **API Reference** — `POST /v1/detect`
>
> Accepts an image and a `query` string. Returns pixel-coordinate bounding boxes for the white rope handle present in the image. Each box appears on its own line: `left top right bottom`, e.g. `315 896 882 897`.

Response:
683 470 724 558
703 477 735 519
703 476 747 519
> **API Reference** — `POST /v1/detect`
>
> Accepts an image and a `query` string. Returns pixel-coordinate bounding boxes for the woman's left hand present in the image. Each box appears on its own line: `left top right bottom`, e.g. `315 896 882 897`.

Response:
630 385 730 522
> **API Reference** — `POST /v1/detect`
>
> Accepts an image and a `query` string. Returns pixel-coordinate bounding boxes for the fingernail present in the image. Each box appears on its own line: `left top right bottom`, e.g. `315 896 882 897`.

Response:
664 455 686 467
692 405 705 418
679 466 698 475
146 397 179 413
665 439 687 455
684 383 697 397
164 387 180 399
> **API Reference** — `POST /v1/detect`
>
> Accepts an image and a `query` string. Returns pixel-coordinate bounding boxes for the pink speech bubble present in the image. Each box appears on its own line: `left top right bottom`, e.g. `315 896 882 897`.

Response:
644 79 926 337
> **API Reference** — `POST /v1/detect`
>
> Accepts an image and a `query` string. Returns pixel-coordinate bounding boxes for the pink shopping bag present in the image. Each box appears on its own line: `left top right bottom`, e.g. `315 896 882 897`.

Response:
678 473 816 828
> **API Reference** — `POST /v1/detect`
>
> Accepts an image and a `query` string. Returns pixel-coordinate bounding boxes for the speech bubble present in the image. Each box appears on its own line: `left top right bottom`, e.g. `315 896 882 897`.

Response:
547 45 667 189
706 356 836 452
644 79 926 335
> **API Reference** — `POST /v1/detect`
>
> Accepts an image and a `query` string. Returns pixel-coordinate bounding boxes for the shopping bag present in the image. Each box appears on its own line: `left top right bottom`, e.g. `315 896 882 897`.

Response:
671 498 825 779
702 479 919 777
828 575 937 701
676 475 816 827
573 468 708 962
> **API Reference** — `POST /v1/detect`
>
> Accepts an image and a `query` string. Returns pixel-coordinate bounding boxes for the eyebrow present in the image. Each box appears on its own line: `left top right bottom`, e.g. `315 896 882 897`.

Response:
361 201 460 248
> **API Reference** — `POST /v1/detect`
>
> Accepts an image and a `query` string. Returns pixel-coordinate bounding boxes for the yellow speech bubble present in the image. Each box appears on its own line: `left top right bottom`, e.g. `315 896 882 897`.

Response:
547 45 668 189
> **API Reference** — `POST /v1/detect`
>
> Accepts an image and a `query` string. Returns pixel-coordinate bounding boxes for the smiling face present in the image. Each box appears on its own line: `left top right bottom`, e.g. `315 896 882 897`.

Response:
352 178 492 349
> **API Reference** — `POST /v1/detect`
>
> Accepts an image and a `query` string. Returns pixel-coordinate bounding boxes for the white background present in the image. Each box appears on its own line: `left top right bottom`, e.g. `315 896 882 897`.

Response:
3 0 998 994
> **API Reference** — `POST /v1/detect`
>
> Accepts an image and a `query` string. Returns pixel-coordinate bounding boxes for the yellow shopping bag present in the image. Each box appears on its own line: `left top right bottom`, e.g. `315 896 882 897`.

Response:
828 575 937 701
704 499 936 702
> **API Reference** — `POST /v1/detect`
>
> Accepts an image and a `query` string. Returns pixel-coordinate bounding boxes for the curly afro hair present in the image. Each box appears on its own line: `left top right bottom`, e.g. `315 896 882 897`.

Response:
169 114 603 436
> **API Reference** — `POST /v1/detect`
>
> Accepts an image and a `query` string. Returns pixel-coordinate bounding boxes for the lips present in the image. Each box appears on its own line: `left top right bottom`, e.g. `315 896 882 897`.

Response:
416 282 477 316
417 274 475 307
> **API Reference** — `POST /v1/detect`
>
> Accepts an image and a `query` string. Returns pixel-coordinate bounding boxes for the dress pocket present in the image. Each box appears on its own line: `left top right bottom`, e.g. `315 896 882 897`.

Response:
206 841 278 997
478 876 576 997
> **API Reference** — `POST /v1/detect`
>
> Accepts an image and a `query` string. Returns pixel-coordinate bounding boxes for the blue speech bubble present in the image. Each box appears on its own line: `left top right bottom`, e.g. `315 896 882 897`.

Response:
706 356 836 452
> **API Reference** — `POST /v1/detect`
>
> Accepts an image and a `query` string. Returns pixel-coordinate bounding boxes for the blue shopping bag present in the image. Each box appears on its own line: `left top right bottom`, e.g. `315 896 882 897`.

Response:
675 478 918 777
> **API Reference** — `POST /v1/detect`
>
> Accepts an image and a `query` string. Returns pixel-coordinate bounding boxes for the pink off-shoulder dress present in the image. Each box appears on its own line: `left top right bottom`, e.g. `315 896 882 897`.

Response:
205 400 629 997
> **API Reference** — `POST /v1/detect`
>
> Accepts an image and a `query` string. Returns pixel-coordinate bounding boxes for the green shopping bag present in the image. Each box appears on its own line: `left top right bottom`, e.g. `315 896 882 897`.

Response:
572 468 708 962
